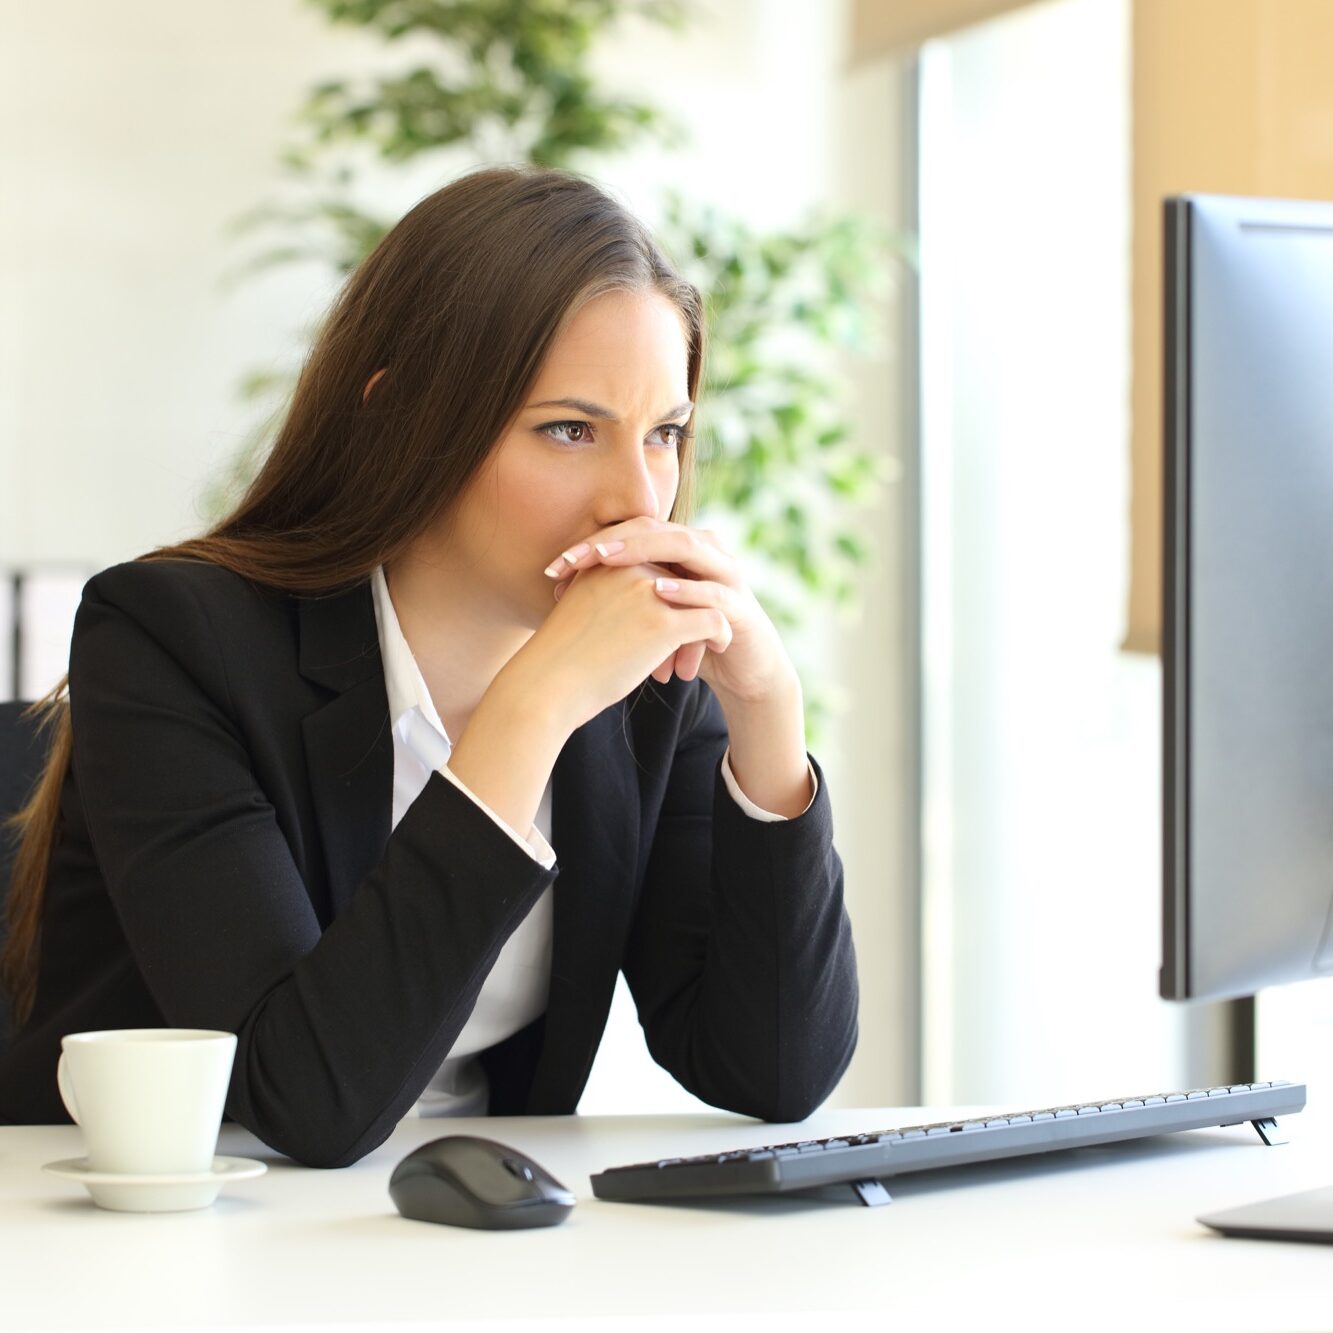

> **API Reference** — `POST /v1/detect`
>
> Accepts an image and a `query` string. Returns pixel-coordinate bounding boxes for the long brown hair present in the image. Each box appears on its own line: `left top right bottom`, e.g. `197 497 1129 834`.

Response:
1 164 705 1031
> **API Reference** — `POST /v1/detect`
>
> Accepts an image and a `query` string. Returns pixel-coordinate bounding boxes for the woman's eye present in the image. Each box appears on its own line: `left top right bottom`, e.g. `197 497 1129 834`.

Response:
541 420 592 445
652 424 688 449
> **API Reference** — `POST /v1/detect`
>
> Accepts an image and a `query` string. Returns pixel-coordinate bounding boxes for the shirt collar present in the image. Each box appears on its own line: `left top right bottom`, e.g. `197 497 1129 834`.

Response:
370 564 451 743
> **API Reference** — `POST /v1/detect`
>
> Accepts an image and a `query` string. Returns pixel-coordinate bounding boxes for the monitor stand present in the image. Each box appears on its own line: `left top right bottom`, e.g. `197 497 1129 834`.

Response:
1198 1185 1333 1245
1198 1112 1333 1243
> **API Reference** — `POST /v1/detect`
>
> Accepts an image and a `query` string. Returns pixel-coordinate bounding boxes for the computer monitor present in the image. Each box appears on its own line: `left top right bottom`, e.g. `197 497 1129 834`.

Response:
1161 191 1333 1243
1161 191 1333 1007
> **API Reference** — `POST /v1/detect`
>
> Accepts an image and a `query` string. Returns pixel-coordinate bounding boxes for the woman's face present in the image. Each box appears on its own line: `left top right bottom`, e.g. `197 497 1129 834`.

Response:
441 286 692 628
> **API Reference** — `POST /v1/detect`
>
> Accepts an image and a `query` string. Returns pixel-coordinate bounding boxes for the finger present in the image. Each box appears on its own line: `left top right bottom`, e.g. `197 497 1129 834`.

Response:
653 580 735 652
650 652 677 685
545 552 675 587
673 641 707 681
552 560 668 600
548 526 736 586
652 575 741 634
675 607 732 655
542 541 593 581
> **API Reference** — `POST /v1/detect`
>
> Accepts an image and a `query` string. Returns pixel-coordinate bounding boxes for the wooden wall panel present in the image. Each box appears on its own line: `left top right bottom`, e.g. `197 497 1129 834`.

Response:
850 0 1039 64
1127 0 1333 652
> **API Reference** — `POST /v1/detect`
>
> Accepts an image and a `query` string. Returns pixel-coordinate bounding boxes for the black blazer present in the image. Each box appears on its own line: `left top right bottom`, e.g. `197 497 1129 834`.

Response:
0 559 858 1165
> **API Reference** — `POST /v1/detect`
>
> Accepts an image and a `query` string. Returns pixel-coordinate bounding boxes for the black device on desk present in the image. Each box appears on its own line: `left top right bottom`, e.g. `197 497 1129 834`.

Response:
390 1135 575 1230
590 1081 1304 1205
1161 193 1333 1243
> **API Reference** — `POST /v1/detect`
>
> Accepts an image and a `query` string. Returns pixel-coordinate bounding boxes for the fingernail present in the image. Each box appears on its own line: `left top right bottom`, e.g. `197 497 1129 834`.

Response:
595 540 625 557
561 542 591 564
543 563 564 579
553 581 567 601
655 578 680 592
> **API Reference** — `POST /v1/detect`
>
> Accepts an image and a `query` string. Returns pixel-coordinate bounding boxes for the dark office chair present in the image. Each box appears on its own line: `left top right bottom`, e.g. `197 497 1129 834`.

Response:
0 701 51 1049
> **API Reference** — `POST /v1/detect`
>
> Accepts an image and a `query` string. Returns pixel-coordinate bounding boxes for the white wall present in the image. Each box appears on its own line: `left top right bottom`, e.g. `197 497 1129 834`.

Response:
818 55 920 1108
0 1 896 560
919 0 1199 1106
1259 982 1333 1111
2 2 358 567
1 1 912 1114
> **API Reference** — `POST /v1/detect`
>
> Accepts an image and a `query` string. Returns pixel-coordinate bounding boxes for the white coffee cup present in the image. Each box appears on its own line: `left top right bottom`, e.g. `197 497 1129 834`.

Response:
57 1028 237 1176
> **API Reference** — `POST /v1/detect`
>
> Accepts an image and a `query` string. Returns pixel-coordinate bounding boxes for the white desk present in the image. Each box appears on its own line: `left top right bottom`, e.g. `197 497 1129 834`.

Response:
2 1103 1329 1331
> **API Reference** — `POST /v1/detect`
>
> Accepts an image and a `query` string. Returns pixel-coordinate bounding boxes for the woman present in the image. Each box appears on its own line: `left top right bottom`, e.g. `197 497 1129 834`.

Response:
0 165 858 1166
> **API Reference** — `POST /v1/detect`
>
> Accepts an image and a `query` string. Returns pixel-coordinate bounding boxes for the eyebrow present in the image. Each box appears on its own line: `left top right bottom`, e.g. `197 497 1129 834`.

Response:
527 396 694 422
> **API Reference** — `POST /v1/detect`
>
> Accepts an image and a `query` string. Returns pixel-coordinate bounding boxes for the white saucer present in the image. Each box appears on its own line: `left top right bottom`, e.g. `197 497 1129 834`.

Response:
43 1154 267 1213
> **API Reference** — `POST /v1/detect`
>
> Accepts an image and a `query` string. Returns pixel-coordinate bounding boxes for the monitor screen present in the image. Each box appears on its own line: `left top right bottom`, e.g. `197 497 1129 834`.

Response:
1161 192 1333 1003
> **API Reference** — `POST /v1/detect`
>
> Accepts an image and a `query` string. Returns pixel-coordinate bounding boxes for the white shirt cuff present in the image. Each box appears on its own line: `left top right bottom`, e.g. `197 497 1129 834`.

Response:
720 746 818 822
436 763 557 870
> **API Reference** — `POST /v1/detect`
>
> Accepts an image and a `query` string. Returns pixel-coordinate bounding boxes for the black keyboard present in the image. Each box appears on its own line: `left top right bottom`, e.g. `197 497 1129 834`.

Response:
589 1080 1306 1206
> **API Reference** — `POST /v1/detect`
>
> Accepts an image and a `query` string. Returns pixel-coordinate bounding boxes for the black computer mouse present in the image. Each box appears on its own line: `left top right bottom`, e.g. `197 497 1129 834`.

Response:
388 1134 576 1230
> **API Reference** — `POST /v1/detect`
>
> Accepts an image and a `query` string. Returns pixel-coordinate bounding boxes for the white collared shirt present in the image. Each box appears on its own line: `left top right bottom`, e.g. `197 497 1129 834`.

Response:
369 564 816 1118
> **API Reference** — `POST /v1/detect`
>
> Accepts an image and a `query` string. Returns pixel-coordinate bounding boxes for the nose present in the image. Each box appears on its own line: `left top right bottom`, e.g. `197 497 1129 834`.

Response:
596 441 670 526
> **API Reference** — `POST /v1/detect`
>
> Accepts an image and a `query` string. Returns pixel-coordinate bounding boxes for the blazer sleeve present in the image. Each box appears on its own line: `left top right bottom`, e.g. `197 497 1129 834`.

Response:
67 570 556 1168
621 681 859 1122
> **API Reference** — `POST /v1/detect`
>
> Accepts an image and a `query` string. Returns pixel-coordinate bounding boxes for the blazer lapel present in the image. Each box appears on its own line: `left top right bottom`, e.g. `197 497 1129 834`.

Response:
526 703 642 1111
293 576 641 1109
296 583 393 922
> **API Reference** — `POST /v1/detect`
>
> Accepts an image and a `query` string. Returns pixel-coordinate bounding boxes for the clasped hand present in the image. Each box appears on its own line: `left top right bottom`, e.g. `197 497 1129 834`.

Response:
541 516 794 705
